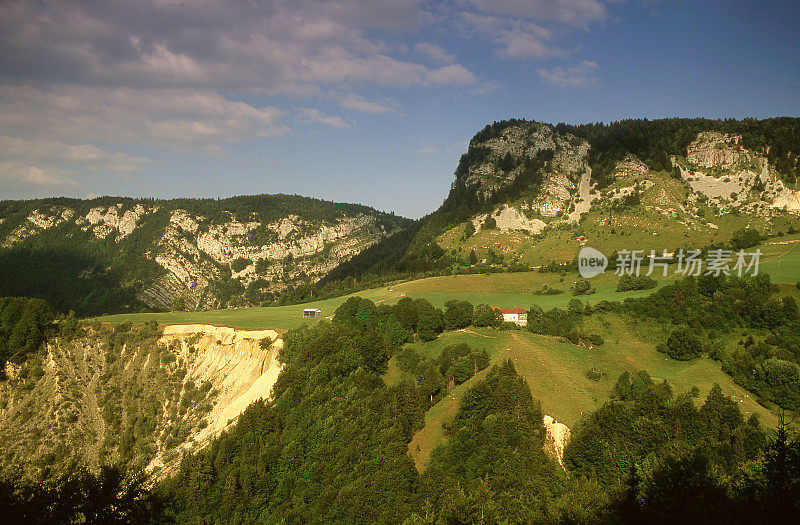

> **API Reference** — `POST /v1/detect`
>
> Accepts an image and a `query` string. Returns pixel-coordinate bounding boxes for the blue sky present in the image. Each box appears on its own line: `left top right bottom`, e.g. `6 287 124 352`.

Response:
1 0 798 218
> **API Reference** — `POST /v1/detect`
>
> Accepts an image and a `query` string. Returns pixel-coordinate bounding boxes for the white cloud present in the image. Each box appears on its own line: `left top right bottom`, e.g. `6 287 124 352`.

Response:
466 0 607 26
0 135 151 191
0 86 287 152
427 64 477 85
417 143 438 154
0 1 476 94
536 60 599 87
338 94 397 114
460 12 564 60
0 161 78 188
414 42 456 64
469 79 503 95
0 136 150 175
298 108 353 129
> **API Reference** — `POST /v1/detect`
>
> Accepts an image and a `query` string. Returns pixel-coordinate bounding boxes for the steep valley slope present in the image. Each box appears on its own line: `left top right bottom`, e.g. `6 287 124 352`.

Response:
0 322 282 480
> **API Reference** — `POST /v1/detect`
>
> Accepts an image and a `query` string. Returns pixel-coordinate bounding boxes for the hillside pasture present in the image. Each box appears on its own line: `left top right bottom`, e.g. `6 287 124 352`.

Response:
399 320 779 471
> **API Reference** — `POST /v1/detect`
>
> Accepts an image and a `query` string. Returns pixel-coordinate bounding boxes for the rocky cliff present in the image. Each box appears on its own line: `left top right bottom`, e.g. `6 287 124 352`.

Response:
0 323 283 480
316 118 800 284
0 195 411 313
455 123 799 239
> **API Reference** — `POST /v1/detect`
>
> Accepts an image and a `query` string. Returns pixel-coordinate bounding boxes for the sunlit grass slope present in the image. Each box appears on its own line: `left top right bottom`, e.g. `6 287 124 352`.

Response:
393 322 780 471
94 287 402 331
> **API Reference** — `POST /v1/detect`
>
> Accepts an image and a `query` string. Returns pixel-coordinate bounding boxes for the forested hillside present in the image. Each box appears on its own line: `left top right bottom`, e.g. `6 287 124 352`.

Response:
154 295 800 523
0 195 410 316
0 280 799 521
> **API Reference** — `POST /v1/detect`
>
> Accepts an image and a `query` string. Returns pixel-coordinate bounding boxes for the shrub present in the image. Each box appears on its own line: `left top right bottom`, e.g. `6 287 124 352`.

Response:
461 222 475 240
585 367 607 381
730 228 762 250
587 333 604 346
170 297 186 311
568 298 584 315
664 326 703 360
573 280 594 296
616 274 658 292
231 257 252 273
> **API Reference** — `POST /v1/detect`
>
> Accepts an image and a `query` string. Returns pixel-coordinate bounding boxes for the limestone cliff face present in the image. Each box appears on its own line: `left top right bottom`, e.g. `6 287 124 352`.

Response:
0 324 283 480
0 196 409 311
446 124 799 243
686 132 745 169
457 122 590 219
676 131 800 214
144 210 388 309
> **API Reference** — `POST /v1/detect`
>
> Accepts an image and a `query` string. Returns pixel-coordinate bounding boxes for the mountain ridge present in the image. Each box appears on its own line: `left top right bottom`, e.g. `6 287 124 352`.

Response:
0 193 411 315
316 117 800 293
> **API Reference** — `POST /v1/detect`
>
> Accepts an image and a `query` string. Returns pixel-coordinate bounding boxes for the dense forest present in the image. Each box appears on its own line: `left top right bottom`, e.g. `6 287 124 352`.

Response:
0 290 798 521
0 297 53 373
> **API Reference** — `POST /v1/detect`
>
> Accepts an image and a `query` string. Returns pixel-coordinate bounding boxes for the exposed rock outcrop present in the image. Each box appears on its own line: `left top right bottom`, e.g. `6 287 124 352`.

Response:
0 324 284 480
543 415 571 470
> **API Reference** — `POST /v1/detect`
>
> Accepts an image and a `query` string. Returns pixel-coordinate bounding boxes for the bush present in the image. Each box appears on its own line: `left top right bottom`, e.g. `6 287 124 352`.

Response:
170 297 186 311
568 298 584 315
664 326 703 360
461 222 475 240
231 257 252 272
587 333 604 346
585 367 607 381
730 228 762 250
573 280 594 296
533 285 563 295
616 274 657 292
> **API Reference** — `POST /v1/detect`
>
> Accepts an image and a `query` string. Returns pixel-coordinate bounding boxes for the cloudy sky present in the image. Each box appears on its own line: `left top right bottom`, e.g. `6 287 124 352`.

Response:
1 0 798 218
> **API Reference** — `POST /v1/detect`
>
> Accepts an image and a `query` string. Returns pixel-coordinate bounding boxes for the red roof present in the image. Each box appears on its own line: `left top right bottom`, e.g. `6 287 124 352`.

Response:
493 307 528 314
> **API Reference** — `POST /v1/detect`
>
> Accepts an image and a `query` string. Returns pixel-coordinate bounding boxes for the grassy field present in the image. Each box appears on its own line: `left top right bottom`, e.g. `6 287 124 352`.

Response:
394 270 666 311
396 233 800 311
760 236 800 284
93 286 402 331
398 319 780 471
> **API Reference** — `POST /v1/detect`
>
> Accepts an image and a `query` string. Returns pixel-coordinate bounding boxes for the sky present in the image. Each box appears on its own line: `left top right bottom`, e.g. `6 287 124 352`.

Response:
0 0 799 218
